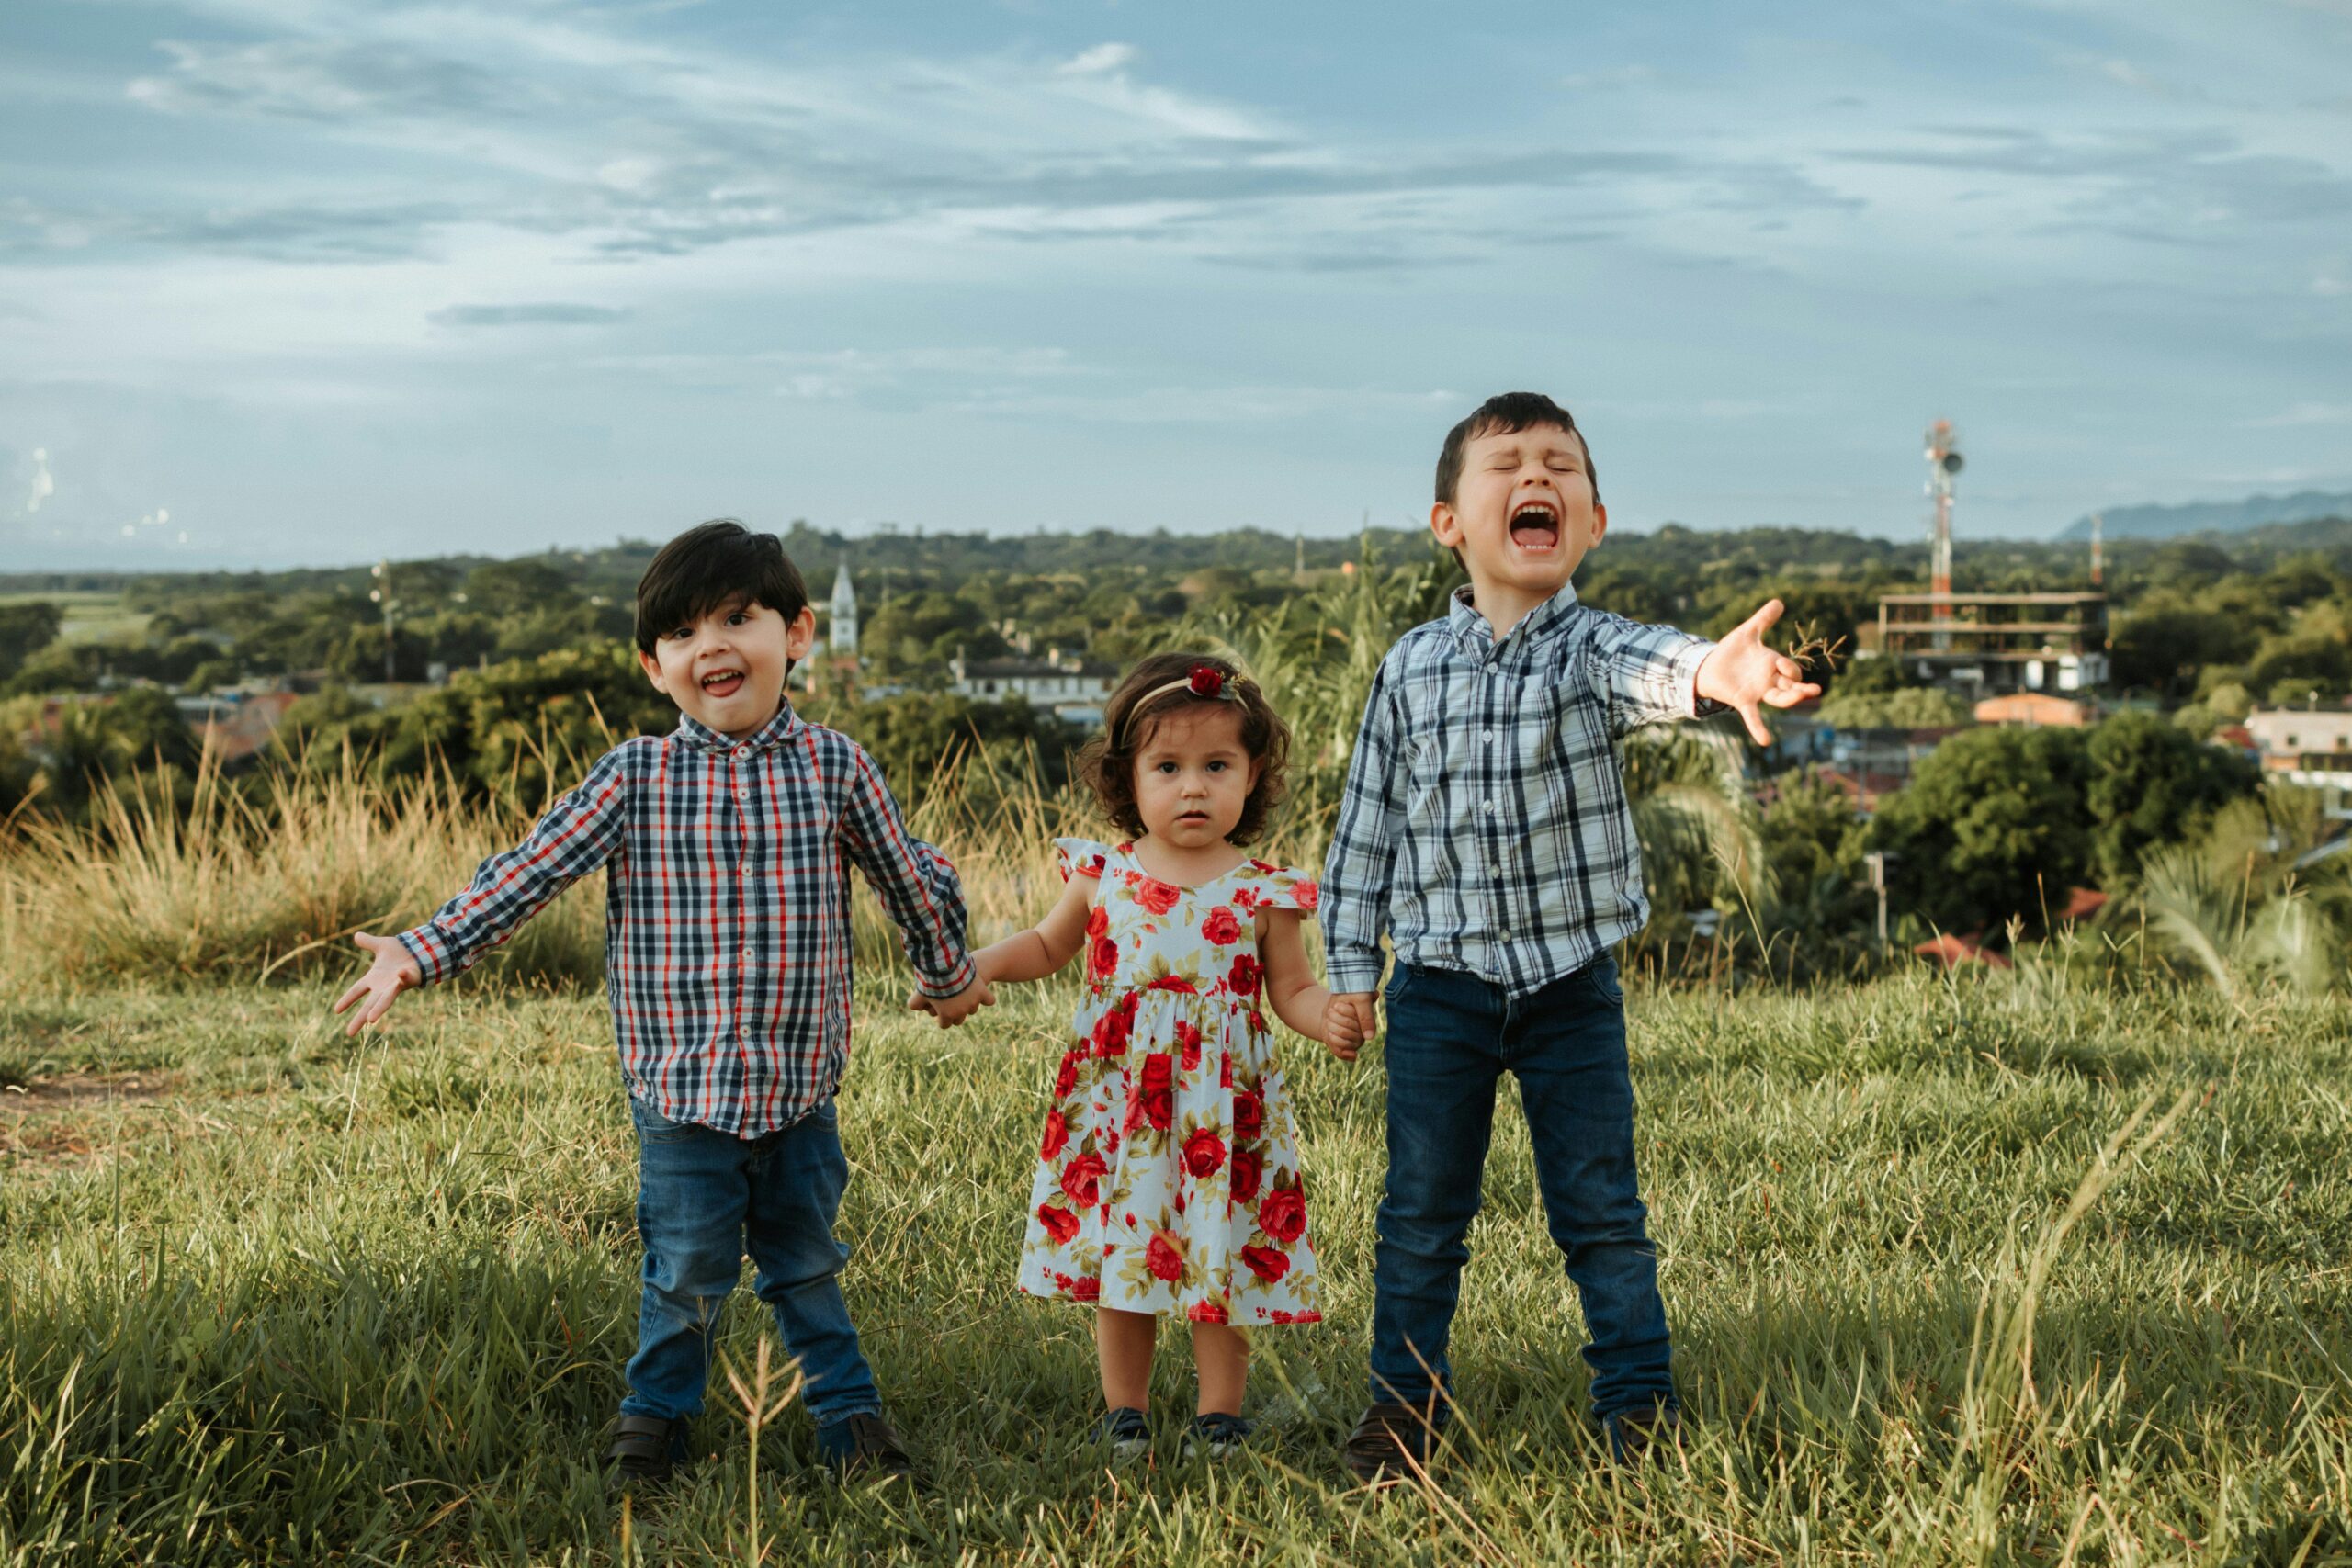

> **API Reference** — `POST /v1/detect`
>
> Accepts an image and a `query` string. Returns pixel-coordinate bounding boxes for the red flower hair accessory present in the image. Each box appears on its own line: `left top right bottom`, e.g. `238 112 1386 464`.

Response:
1187 664 1224 697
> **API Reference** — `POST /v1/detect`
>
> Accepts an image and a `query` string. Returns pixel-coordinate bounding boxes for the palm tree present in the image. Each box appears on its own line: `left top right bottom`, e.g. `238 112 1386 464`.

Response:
2134 788 2349 998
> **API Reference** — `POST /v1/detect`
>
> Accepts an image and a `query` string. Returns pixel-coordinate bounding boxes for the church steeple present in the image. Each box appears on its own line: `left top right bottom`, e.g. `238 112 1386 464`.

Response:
828 559 857 656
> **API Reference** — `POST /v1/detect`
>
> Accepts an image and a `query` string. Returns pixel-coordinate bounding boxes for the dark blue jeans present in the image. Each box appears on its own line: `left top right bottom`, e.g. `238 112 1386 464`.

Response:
1371 956 1674 1420
619 1096 882 1430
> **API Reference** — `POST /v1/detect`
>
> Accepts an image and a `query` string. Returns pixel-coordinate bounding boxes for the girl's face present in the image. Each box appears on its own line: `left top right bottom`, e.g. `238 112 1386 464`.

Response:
1132 704 1261 852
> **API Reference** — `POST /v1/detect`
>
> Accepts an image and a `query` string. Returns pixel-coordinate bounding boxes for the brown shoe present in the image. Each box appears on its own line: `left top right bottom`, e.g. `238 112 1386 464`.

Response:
1602 1404 1681 1467
820 1412 920 1485
1343 1402 1445 1483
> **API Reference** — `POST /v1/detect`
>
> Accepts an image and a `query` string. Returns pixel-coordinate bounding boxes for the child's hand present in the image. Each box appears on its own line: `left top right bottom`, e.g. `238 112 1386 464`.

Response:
1694 598 1823 746
1325 992 1378 1061
910 978 996 1030
333 932 423 1037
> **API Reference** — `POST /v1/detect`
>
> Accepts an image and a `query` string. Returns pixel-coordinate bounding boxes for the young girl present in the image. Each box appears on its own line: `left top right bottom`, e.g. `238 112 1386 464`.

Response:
972 652 1346 1459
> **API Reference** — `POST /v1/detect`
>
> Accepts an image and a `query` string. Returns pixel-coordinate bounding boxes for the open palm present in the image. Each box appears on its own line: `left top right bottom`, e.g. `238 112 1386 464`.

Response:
1696 599 1822 745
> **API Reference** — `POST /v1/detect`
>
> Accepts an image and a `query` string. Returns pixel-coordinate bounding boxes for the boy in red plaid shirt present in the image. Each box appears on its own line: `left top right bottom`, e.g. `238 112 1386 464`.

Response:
334 520 991 1487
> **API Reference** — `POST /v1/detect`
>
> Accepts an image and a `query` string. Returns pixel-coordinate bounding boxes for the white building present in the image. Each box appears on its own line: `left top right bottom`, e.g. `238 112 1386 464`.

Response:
948 648 1116 725
2245 707 2352 789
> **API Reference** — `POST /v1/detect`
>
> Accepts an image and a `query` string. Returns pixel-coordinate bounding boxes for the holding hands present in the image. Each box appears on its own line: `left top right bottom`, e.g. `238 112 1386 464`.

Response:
908 976 997 1030
1322 992 1378 1062
1694 598 1823 746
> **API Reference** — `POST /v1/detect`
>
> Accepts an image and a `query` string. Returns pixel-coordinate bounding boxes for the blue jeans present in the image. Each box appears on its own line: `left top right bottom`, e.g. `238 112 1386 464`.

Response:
1371 956 1674 1420
619 1096 882 1429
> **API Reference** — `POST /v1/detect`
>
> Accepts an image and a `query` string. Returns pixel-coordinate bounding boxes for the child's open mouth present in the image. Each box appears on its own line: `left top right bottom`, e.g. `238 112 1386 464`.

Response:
1509 502 1560 553
699 669 746 700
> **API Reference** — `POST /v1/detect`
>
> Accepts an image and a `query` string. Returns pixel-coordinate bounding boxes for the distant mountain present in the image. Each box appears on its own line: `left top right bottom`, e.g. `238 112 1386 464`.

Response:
2058 491 2352 541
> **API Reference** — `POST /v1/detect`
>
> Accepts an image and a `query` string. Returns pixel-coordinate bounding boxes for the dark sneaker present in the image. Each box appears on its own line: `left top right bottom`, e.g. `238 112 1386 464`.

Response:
1602 1404 1682 1468
605 1414 684 1490
1343 1401 1446 1483
1089 1405 1153 1461
818 1412 919 1484
1185 1411 1252 1460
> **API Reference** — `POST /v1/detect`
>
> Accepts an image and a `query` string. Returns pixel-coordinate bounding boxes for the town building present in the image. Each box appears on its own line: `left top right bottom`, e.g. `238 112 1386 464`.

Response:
1863 592 2109 694
1973 692 2093 728
2244 707 2352 790
947 648 1116 725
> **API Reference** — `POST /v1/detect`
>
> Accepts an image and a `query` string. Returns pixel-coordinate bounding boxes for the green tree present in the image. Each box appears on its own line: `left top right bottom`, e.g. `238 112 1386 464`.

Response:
1816 686 1974 731
2083 711 2260 886
0 602 62 682
1872 726 2092 933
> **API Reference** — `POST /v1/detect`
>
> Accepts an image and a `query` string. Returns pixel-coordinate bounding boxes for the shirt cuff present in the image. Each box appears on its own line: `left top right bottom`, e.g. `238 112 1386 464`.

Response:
916 950 979 999
1670 637 1729 719
395 927 452 985
1324 949 1386 998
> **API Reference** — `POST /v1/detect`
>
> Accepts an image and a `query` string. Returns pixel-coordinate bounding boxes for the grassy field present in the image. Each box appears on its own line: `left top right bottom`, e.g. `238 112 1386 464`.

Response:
0 592 152 647
5 963 2349 1565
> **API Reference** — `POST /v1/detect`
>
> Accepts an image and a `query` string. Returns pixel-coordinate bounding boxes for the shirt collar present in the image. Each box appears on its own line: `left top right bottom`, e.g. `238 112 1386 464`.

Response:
673 699 803 755
1448 579 1581 658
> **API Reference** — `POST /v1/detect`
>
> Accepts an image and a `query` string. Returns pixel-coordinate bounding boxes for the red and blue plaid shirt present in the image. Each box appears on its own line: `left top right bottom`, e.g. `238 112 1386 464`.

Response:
396 703 975 1136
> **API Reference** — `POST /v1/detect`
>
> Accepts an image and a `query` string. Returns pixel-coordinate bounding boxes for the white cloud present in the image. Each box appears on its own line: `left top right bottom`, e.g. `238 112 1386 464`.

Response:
1059 42 1138 77
25 447 53 513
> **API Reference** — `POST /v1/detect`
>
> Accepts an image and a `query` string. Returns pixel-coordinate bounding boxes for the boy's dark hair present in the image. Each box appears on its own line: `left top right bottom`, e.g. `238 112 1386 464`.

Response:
1433 391 1600 507
1078 652 1291 848
634 519 810 658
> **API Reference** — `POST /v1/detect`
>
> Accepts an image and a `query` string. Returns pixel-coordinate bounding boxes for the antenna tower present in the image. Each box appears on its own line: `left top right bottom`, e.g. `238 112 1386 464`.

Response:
2089 512 2104 588
1923 420 1963 647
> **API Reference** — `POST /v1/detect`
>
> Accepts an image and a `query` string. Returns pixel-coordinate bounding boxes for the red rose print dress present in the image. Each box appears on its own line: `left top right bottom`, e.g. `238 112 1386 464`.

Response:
1019 838 1322 1325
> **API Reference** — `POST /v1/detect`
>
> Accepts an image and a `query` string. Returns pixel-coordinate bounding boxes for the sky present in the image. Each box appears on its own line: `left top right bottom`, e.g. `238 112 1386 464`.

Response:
3 0 2349 570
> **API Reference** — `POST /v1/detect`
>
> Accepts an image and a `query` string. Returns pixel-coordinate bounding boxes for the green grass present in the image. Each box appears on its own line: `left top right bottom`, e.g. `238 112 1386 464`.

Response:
0 592 152 648
4 966 2350 1564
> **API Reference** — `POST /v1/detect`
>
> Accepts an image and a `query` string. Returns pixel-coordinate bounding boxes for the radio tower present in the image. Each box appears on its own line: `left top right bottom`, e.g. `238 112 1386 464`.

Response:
2089 512 2104 588
1924 420 1963 647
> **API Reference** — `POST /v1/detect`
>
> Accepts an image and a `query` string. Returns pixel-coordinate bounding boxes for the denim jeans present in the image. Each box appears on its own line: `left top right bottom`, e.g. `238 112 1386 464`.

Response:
618 1095 882 1429
1370 955 1674 1420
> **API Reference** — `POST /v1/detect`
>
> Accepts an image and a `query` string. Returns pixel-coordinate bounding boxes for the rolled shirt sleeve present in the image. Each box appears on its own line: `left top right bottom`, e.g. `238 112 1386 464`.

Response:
836 742 978 999
1318 653 1406 997
1587 611 1724 735
396 747 630 983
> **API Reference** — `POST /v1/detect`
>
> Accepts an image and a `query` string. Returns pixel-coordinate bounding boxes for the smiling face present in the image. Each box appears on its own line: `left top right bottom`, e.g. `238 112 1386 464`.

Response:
1131 704 1262 852
1430 421 1607 631
637 594 815 739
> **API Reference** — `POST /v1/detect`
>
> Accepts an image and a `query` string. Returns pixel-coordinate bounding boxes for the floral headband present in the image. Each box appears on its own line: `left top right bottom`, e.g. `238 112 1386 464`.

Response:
1120 663 1249 744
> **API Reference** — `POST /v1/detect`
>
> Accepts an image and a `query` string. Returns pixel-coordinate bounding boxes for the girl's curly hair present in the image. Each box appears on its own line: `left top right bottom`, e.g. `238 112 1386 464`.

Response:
1077 652 1291 848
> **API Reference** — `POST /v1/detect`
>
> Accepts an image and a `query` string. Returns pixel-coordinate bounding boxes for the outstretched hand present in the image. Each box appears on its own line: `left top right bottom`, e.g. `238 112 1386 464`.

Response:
1694 598 1823 745
332 932 422 1038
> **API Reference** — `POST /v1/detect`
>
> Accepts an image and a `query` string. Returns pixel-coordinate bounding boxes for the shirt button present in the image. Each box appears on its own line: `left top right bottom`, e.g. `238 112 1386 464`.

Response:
739 864 749 875
735 788 747 800
738 1026 749 1041
1483 730 1495 743
1482 799 1497 814
734 746 749 757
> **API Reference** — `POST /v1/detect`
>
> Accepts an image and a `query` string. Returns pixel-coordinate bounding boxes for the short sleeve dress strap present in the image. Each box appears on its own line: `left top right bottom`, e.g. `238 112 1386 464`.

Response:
1234 860 1322 914
1053 837 1114 883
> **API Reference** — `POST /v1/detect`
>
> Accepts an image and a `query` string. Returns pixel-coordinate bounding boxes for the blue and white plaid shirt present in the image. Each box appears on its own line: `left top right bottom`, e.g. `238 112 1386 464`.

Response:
1320 581 1719 999
397 704 975 1136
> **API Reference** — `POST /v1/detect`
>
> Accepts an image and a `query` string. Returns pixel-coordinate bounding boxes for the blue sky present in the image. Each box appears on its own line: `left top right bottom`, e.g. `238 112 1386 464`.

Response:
4 0 2349 569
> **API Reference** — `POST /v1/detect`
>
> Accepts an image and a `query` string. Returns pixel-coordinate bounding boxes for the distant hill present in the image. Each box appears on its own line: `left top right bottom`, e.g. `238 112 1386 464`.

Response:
2058 491 2352 542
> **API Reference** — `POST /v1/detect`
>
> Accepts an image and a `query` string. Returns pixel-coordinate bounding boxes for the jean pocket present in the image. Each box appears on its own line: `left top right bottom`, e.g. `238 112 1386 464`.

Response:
1383 964 1413 1004
630 1097 699 1144
1583 955 1625 1009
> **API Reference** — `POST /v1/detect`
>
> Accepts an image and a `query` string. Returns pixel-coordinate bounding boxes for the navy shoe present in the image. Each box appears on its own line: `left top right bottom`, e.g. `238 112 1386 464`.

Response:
1343 1401 1446 1483
1089 1405 1152 1461
1186 1411 1252 1460
1602 1403 1682 1467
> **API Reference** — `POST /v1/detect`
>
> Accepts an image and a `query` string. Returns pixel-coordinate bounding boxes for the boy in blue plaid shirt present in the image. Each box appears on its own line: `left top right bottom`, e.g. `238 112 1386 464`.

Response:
1320 393 1817 1479
333 520 993 1488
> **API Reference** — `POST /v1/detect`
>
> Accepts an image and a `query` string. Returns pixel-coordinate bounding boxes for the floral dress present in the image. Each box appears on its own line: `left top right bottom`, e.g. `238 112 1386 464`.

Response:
1019 839 1323 1325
